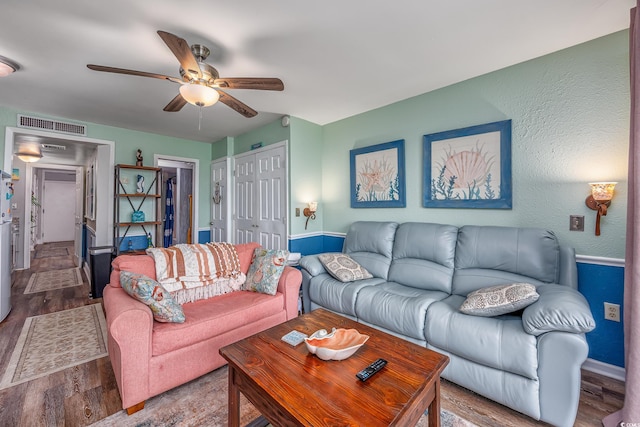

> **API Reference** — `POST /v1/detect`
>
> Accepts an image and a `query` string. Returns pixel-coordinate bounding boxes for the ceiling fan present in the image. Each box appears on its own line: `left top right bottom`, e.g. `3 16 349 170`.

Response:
87 30 284 118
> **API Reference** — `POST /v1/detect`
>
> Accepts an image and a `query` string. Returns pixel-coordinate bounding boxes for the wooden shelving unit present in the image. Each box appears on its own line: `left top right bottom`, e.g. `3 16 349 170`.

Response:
114 164 162 255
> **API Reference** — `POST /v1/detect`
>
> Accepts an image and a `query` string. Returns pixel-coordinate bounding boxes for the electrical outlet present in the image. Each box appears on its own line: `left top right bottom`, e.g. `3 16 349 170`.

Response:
569 215 584 231
295 208 300 217
604 302 620 322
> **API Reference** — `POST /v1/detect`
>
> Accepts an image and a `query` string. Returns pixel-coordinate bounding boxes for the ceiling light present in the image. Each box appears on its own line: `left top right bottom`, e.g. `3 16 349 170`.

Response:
0 56 19 77
179 83 220 107
16 143 42 163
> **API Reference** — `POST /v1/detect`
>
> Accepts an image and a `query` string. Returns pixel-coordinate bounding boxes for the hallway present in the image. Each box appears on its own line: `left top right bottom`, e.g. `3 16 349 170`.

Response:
0 241 121 425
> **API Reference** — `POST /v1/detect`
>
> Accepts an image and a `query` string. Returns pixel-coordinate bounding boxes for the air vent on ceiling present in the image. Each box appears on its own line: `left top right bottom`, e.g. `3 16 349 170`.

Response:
41 143 67 151
17 114 87 136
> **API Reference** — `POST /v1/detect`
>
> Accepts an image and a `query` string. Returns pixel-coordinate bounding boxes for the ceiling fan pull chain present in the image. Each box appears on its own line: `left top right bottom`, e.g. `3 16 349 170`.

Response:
198 106 203 131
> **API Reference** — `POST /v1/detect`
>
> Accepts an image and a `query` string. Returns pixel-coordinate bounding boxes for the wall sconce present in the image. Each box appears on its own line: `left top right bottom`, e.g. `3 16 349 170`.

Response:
303 202 317 230
585 182 617 236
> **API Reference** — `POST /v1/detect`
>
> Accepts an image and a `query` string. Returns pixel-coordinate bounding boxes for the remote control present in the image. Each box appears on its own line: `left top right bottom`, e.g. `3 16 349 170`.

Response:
356 358 387 381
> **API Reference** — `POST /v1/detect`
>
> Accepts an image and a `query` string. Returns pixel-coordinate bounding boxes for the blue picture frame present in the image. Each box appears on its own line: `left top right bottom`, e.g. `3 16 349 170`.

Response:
423 120 512 209
350 139 406 208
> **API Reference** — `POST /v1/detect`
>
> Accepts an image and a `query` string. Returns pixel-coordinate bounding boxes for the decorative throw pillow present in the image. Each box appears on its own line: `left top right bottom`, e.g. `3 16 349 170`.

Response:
120 271 185 323
459 283 539 317
244 248 289 296
318 253 373 283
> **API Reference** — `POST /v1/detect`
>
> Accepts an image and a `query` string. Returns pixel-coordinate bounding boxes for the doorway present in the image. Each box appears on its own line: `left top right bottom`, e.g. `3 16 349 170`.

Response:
3 127 115 270
155 156 198 247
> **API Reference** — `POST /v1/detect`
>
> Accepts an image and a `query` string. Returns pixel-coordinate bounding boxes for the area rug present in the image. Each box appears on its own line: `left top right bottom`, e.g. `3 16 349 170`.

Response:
34 246 69 258
24 267 83 294
92 366 477 427
0 304 108 390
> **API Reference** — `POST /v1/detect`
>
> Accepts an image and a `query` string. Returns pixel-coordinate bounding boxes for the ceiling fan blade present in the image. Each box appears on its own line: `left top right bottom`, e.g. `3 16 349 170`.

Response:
217 90 258 118
157 30 202 79
163 93 188 112
214 78 284 91
87 64 183 84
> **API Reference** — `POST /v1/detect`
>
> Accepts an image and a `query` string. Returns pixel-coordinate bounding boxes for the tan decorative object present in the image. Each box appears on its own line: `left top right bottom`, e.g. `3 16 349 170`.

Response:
0 304 108 390
24 267 83 294
304 328 369 361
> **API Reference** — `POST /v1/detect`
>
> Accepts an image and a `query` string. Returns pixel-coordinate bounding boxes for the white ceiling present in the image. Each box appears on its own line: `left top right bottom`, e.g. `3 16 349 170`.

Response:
0 0 634 146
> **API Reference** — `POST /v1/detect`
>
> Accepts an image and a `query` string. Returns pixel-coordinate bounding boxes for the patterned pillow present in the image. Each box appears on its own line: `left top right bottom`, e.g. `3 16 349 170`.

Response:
120 271 185 323
459 283 539 317
244 248 289 295
318 253 373 283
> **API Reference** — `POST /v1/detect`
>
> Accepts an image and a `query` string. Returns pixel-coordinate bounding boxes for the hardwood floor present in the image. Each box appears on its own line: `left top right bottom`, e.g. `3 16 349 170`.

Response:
0 241 625 426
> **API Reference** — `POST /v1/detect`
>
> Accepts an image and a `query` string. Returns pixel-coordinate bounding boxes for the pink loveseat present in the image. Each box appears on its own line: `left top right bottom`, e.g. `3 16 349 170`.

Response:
102 242 302 414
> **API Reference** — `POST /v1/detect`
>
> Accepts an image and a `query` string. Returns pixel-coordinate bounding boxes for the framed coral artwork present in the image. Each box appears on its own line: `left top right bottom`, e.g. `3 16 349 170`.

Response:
423 120 512 209
350 139 406 208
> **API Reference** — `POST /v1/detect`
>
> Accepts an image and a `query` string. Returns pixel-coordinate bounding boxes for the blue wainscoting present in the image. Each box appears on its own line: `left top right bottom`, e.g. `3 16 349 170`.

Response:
578 260 625 368
198 229 210 244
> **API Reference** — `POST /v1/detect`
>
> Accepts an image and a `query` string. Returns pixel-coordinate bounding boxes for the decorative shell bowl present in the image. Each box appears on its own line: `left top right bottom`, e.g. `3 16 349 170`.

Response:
304 328 369 361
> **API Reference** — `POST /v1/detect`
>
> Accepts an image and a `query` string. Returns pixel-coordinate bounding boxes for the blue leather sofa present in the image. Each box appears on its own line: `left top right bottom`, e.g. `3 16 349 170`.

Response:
299 221 595 427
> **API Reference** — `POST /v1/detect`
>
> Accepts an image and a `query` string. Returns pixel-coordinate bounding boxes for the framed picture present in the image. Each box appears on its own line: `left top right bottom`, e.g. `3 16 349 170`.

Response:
350 139 406 208
423 120 512 209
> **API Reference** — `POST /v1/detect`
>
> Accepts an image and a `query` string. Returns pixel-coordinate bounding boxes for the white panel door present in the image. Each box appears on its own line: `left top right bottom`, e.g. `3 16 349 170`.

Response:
42 181 76 242
233 154 256 244
255 146 287 250
210 158 227 242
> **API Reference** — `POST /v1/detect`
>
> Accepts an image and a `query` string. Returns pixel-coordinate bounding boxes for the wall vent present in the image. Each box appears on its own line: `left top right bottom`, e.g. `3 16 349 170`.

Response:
17 114 87 136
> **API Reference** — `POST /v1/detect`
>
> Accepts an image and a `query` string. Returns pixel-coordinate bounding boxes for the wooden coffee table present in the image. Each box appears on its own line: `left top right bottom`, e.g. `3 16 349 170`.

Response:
220 308 449 427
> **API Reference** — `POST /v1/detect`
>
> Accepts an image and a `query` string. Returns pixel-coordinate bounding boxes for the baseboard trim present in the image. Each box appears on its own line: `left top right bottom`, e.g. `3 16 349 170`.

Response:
582 358 625 382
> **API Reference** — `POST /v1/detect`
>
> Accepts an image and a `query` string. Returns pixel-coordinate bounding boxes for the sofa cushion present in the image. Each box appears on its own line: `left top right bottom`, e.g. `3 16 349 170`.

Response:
318 253 373 282
308 273 384 317
235 242 261 274
459 283 539 317
388 222 458 293
452 226 561 296
343 221 398 279
152 290 284 356
110 254 157 287
245 248 289 295
425 295 539 380
355 282 449 341
522 284 596 335
120 271 185 323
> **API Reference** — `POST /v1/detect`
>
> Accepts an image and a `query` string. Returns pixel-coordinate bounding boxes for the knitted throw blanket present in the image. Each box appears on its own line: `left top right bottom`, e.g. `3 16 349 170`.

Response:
146 243 246 304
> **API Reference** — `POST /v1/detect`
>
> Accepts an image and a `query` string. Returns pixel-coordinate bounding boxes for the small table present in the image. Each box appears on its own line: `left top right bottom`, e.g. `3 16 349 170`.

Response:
220 308 449 427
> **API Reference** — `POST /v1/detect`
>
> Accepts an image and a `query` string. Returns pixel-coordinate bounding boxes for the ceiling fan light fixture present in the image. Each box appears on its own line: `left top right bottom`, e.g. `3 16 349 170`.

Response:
16 143 43 163
0 55 19 77
179 83 219 107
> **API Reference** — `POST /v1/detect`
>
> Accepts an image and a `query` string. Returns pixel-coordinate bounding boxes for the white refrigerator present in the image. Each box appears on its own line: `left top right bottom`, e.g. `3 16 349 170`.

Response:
0 170 12 322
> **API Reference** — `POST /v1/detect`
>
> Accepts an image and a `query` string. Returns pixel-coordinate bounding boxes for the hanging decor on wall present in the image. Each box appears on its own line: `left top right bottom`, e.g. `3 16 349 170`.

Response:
350 139 406 208
423 120 512 209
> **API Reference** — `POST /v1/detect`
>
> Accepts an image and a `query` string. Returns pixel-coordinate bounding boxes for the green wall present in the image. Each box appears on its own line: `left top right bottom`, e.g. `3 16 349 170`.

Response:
233 119 290 155
289 117 323 235
0 107 214 229
321 30 630 258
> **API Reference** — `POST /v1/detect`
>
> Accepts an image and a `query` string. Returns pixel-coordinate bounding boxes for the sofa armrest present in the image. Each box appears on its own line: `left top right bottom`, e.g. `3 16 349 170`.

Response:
103 284 153 409
277 266 302 320
522 284 595 336
299 255 327 276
